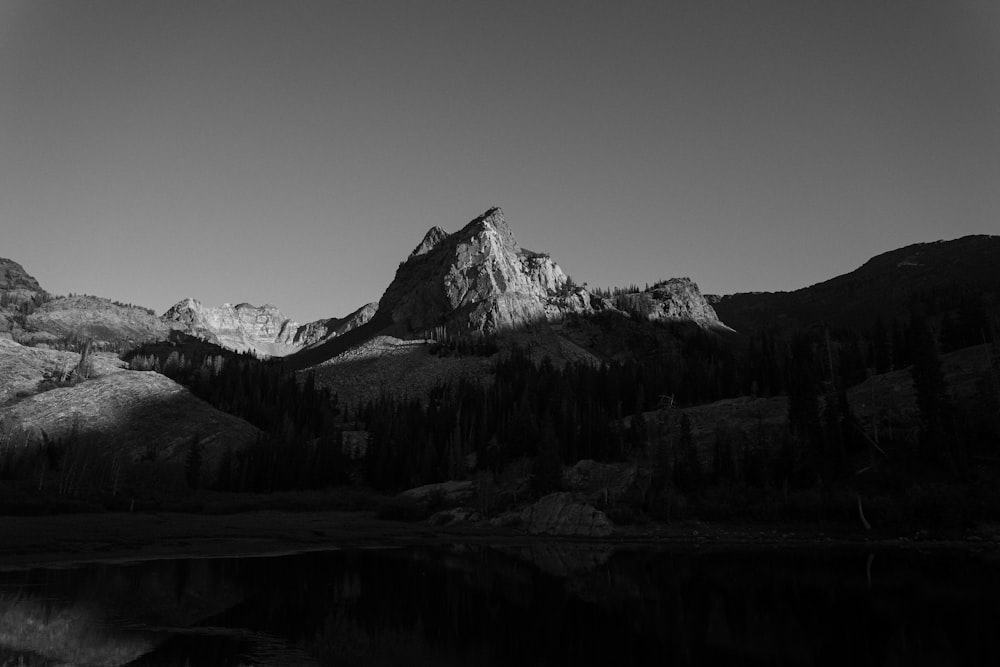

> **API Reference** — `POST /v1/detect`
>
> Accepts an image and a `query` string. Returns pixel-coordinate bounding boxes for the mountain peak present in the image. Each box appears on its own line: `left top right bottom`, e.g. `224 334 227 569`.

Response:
410 226 449 258
457 207 516 247
376 207 594 336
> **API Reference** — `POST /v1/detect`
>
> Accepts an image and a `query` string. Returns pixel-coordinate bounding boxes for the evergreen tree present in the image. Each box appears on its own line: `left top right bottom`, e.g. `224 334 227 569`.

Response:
531 418 563 495
787 334 822 444
911 314 956 469
674 413 703 494
184 434 203 489
872 317 891 374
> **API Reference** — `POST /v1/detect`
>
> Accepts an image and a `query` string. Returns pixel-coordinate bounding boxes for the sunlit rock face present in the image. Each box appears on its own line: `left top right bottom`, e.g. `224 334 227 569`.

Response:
0 257 46 307
163 299 379 357
1 257 47 340
24 295 172 345
162 299 300 357
293 302 378 347
0 339 260 484
377 207 601 336
3 257 172 345
0 336 124 404
617 278 727 328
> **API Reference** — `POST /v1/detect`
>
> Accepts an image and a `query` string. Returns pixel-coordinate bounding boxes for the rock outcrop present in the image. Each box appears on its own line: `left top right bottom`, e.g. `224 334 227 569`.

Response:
617 278 727 329
0 258 47 307
409 226 449 258
376 207 601 336
0 258 49 339
3 258 172 346
399 479 475 505
519 492 614 537
24 295 170 346
0 337 124 405
161 299 301 357
293 302 378 348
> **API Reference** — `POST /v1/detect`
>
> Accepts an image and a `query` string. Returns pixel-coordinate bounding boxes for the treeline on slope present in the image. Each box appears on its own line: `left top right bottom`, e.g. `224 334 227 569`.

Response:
357 314 1000 528
11 298 995 528
358 328 742 494
123 338 349 492
121 304 1000 523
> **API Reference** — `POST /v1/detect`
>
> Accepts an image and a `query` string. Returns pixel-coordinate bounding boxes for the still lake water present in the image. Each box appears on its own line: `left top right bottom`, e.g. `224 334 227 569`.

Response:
1 542 998 666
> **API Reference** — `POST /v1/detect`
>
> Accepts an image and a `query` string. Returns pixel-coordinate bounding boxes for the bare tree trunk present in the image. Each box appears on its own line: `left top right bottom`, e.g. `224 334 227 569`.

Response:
857 494 872 531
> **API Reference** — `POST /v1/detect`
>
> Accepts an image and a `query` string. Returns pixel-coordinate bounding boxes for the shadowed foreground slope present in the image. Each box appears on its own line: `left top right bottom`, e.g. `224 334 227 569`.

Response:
0 340 260 491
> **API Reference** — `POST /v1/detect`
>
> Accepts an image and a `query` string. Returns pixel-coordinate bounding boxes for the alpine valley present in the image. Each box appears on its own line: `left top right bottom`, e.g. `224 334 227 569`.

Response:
1 207 998 537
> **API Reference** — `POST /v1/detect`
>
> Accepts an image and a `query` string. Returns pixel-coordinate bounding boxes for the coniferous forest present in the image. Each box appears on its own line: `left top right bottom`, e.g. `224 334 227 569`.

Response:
107 291 1000 530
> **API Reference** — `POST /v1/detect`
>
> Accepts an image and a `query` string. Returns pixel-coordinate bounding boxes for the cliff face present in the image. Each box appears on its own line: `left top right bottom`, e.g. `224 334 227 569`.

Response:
161 298 378 356
618 279 726 328
293 302 378 348
0 258 46 306
377 207 599 336
0 258 49 339
161 299 301 357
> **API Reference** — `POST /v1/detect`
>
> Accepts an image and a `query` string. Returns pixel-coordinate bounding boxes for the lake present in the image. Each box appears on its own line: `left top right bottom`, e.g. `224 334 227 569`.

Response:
1 542 998 666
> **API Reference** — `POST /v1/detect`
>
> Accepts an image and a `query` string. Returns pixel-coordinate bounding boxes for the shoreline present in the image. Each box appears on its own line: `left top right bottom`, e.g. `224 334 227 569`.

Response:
2 510 998 570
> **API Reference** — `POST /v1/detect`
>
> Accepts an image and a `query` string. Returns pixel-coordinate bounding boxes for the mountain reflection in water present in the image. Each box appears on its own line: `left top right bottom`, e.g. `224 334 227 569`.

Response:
1 543 999 666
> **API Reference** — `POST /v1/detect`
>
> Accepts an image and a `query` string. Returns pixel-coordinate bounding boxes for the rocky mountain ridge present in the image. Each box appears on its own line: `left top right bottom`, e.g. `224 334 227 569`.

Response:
284 207 727 372
376 207 725 337
0 256 382 357
24 295 170 347
291 302 379 348
161 299 301 357
3 208 725 359
160 298 379 357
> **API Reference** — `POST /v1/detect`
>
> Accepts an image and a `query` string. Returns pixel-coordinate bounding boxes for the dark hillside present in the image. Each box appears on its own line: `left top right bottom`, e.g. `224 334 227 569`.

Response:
712 235 1000 334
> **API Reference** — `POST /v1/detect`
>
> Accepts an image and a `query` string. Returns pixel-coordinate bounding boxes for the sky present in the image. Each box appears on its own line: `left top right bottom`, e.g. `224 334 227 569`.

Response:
1 1 998 323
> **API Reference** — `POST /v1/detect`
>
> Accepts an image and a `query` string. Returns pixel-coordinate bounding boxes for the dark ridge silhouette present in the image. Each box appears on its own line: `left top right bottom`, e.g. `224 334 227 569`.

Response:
712 234 1000 334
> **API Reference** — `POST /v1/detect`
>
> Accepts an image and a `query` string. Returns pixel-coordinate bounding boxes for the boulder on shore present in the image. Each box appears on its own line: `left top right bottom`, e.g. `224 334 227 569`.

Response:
520 492 614 537
399 480 474 505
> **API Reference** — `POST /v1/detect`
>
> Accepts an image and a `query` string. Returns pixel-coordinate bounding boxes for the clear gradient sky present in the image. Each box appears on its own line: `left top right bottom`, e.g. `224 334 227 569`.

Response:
2 1 998 323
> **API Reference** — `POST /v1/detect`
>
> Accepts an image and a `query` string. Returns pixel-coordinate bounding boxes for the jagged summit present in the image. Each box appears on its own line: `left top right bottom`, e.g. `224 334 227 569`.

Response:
410 226 449 258
376 207 595 336
285 207 729 372
456 206 512 238
368 207 730 339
